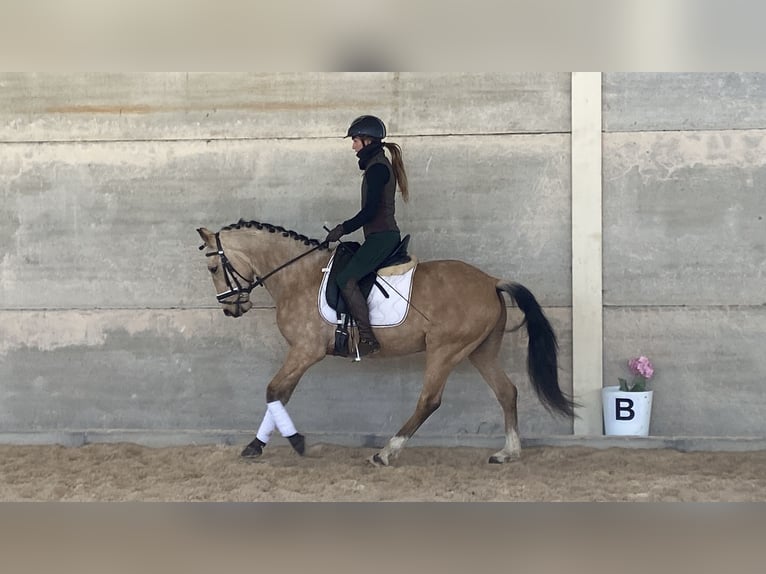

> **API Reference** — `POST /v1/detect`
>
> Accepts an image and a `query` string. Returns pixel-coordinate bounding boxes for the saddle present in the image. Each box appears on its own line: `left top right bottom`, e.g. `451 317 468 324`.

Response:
325 234 412 316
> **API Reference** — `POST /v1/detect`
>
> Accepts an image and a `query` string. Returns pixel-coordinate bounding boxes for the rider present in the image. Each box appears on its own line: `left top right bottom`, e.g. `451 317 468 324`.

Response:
324 115 409 356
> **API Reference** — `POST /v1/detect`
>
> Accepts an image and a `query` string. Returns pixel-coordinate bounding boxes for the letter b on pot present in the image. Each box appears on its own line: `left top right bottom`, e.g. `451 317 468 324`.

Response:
615 398 635 420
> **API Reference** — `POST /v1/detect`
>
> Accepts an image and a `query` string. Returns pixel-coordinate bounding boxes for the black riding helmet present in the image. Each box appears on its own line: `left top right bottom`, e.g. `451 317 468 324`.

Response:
346 115 386 140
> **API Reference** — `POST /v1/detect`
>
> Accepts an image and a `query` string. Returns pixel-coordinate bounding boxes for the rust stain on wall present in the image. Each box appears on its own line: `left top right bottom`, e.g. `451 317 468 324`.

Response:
45 105 154 114
43 101 373 115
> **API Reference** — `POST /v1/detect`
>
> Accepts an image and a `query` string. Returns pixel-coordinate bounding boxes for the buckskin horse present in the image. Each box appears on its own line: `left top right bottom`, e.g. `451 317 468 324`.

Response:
197 219 575 465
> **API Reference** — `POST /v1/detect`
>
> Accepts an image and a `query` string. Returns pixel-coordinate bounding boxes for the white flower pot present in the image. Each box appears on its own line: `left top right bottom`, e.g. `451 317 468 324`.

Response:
602 385 654 436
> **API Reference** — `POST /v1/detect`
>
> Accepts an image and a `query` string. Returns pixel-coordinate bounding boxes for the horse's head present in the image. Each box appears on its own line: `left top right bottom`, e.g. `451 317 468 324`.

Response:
197 227 254 317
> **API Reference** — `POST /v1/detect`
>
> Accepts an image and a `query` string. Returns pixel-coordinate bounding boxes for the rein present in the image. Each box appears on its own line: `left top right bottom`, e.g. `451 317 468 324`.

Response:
202 232 325 304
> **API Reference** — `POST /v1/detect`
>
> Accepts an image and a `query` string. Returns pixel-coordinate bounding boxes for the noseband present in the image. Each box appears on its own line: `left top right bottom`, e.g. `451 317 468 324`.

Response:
202 232 326 312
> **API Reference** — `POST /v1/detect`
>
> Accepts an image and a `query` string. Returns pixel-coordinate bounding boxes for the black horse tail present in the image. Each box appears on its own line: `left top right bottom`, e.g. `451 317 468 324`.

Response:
497 281 577 418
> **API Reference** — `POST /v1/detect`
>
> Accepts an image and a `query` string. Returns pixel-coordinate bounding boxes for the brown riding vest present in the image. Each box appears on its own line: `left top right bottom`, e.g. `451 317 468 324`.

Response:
361 150 399 238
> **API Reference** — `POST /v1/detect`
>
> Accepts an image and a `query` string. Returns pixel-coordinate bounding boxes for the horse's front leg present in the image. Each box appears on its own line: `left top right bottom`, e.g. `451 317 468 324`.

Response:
241 344 326 459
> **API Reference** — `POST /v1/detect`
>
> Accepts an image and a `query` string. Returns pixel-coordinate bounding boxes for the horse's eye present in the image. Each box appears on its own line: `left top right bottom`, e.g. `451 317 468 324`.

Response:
208 266 218 274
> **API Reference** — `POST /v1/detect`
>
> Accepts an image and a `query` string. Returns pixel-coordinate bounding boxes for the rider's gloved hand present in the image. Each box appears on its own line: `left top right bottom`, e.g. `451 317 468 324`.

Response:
324 224 345 243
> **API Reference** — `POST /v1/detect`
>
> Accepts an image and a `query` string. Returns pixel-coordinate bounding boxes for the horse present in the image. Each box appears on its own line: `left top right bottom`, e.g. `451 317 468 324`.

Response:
197 219 576 465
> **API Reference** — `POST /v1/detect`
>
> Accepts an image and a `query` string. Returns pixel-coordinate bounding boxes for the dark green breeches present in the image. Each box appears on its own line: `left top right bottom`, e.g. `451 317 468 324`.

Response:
335 231 401 288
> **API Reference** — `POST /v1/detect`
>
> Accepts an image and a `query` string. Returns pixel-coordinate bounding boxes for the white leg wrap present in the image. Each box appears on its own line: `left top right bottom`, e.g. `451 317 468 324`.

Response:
266 400 298 437
255 409 276 444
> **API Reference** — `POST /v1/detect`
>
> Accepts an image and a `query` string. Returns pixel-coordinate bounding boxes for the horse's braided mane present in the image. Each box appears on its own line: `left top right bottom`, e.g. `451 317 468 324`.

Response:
221 218 329 250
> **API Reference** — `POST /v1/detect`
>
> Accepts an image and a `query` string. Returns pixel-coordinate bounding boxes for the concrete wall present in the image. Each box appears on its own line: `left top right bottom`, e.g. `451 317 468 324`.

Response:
0 73 573 445
1 72 764 446
603 73 766 436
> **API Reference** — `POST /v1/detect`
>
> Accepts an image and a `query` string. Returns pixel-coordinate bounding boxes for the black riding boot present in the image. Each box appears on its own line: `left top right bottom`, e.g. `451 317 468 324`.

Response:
341 279 380 356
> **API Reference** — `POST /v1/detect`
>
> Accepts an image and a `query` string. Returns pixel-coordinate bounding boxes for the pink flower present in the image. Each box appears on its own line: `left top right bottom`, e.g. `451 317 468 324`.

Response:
628 356 654 379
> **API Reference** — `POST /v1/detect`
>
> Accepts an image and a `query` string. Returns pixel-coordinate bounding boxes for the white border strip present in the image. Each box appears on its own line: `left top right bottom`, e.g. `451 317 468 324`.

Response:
571 73 604 435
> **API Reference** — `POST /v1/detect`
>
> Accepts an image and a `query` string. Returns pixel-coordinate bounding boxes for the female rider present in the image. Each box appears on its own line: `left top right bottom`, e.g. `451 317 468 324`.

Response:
324 115 409 356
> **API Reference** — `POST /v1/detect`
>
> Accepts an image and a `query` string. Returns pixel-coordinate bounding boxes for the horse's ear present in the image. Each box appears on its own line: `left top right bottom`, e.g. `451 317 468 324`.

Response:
197 227 213 243
197 227 214 251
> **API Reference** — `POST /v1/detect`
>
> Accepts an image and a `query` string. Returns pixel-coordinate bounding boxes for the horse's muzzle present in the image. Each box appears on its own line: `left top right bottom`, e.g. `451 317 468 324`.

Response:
223 300 252 317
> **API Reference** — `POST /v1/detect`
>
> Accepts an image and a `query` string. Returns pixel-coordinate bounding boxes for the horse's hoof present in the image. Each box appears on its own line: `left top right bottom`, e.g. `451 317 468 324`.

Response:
488 452 520 464
368 452 389 466
241 438 265 459
288 433 305 456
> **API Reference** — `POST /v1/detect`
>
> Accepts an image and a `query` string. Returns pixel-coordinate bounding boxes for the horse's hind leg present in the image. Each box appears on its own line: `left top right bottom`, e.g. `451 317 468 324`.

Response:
469 325 521 464
371 342 471 466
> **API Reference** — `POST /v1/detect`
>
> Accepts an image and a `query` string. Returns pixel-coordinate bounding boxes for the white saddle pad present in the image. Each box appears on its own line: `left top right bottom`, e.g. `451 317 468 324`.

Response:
317 254 416 328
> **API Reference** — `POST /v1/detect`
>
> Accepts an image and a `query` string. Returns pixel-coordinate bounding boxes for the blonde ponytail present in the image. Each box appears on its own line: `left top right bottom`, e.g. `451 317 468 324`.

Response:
383 142 409 203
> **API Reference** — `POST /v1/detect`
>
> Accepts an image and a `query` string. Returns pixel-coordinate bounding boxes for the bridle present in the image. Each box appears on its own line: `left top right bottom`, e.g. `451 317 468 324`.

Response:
204 233 255 308
201 231 326 312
